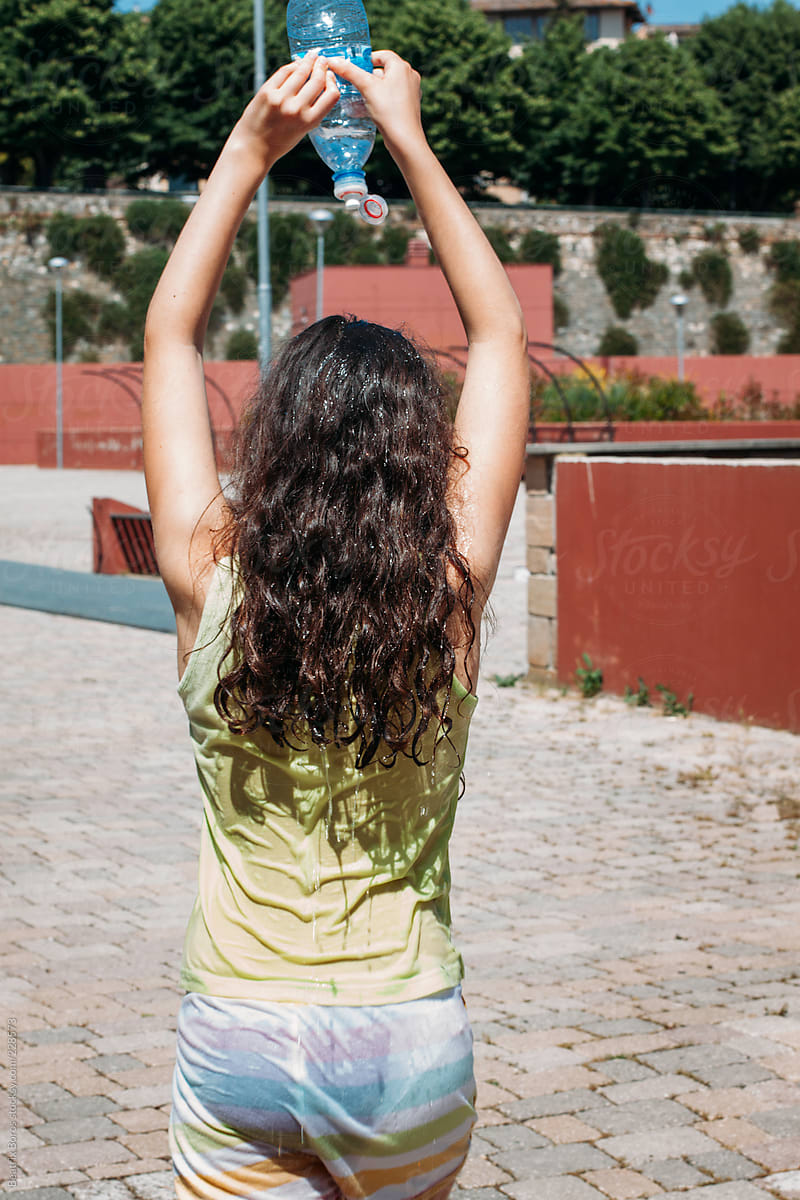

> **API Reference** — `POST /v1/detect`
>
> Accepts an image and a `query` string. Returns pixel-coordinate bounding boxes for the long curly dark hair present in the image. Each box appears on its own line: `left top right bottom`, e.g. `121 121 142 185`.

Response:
213 314 477 768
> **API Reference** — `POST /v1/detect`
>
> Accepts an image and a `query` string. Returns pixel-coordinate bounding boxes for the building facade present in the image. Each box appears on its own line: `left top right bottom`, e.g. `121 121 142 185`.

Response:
470 0 645 51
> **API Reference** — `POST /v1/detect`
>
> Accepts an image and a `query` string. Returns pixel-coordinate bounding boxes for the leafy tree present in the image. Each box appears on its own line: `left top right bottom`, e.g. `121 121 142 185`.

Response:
366 0 524 194
509 15 586 203
690 0 800 210
145 0 286 181
0 0 153 188
555 34 736 207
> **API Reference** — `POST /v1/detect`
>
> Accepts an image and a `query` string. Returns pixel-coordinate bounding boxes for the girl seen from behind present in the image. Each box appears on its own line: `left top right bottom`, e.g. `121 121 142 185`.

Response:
142 49 529 1200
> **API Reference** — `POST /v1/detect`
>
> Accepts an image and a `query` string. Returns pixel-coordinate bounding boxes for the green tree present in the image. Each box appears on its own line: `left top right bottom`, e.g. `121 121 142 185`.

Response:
690 0 800 210
366 0 524 194
145 0 286 181
510 15 586 203
556 34 736 207
0 0 153 188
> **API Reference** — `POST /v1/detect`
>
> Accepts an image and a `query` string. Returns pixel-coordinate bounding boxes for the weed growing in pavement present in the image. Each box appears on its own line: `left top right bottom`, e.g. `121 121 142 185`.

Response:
492 673 524 688
576 653 603 698
656 683 694 717
624 677 651 707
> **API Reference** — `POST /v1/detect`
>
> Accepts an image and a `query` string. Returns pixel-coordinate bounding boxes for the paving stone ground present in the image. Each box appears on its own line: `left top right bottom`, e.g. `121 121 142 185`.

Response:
2 468 800 1200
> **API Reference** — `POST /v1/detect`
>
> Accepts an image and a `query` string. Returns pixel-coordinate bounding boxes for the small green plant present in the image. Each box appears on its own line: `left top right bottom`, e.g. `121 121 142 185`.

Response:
678 268 695 291
738 226 760 255
691 249 732 308
704 221 727 244
710 311 750 355
78 214 126 279
379 224 410 264
597 325 638 356
220 262 248 314
518 229 562 276
480 224 516 263
225 328 259 360
576 653 603 698
594 223 669 319
46 212 82 259
656 683 693 717
767 240 800 283
624 677 651 707
125 197 190 245
492 672 524 688
96 300 129 343
43 288 99 356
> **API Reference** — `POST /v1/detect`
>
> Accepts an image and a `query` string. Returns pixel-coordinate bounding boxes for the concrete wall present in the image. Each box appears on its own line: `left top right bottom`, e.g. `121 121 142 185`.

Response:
526 447 800 733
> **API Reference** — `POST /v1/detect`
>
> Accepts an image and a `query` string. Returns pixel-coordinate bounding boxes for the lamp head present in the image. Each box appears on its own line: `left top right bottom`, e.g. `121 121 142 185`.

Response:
308 208 334 236
48 256 70 271
670 293 688 312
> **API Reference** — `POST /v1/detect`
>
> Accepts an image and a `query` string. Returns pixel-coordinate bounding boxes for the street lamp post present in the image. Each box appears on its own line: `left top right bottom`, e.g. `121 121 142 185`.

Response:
48 256 70 470
670 293 688 383
308 209 334 321
254 0 272 365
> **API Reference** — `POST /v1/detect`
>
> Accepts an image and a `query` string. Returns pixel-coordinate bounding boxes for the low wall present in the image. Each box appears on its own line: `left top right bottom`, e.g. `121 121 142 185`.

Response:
0 362 256 467
526 442 800 733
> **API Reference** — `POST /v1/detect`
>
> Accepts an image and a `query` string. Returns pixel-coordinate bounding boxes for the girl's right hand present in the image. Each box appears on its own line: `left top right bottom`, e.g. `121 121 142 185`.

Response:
324 50 426 160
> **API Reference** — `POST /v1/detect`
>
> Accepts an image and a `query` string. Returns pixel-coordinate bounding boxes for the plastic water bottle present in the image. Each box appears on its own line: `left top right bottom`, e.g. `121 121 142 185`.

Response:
286 0 388 225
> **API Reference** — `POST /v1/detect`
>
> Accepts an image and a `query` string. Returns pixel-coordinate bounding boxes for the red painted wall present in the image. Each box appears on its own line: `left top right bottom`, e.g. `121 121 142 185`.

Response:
290 263 554 353
556 456 800 732
0 362 256 466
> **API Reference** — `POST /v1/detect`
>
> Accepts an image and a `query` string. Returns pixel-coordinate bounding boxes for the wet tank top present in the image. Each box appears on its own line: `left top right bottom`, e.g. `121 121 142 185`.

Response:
177 557 478 1004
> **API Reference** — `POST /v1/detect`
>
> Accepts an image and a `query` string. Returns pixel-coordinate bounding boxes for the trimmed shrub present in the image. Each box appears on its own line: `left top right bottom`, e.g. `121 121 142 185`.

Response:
704 222 727 244
678 268 695 290
43 288 99 356
125 197 190 245
220 262 248 315
594 224 669 319
553 293 569 331
738 226 760 255
46 212 82 259
518 229 561 276
710 311 750 355
78 214 126 279
379 225 410 264
240 213 315 304
96 301 130 343
226 329 259 360
597 326 638 356
691 249 732 307
480 224 516 263
114 248 170 327
768 240 800 283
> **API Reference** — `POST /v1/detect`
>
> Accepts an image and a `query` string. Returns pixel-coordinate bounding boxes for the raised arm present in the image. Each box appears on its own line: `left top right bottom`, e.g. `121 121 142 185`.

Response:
330 52 530 601
142 55 339 650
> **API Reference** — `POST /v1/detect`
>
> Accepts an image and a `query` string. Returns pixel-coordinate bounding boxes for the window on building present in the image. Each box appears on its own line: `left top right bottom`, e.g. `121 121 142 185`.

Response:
583 11 600 40
502 13 535 42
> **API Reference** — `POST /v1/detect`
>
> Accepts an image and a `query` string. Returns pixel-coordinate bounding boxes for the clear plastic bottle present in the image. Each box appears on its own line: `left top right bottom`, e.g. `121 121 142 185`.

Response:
286 0 388 225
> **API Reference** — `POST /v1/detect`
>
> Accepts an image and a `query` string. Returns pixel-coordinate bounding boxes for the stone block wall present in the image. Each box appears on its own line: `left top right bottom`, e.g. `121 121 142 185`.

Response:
525 454 557 682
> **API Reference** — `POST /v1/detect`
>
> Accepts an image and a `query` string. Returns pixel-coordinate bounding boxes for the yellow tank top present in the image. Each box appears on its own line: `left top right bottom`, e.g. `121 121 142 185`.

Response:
177 557 478 1005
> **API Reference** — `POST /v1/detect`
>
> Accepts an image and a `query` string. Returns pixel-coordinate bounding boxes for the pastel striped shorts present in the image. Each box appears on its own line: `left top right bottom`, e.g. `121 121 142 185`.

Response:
169 987 477 1200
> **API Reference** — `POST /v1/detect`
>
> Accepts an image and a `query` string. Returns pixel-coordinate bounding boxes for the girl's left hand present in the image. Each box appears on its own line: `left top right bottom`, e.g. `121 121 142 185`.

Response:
233 52 340 169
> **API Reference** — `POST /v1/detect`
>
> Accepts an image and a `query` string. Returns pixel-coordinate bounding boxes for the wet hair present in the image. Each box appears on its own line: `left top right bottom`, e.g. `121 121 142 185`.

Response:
213 314 477 768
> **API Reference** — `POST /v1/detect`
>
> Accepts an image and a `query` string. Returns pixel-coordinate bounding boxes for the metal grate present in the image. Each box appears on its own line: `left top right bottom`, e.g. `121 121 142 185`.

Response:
110 512 158 576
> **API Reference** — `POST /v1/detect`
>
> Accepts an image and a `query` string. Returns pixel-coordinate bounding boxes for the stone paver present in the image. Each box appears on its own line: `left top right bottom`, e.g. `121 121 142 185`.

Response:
1 469 800 1200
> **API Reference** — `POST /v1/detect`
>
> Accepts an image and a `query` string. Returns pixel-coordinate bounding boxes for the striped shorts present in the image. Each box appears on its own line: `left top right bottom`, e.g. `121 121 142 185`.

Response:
169 987 477 1200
